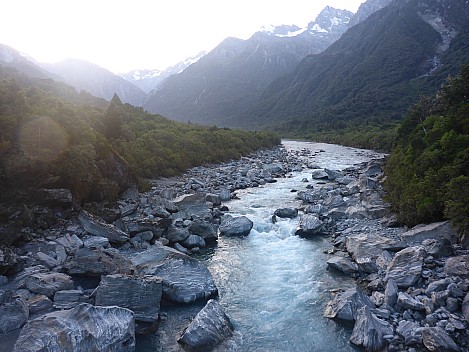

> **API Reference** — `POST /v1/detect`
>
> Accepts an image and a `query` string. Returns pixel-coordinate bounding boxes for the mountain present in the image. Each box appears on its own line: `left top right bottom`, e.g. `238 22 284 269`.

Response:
348 0 393 27
0 43 54 79
119 51 207 93
41 59 147 106
240 0 469 138
143 6 353 125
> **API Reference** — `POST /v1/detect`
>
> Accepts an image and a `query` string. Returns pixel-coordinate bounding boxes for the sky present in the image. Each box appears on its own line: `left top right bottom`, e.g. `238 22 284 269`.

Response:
1 0 364 74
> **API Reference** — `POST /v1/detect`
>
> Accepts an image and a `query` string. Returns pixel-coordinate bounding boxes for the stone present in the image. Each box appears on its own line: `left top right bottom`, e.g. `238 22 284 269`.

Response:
263 163 283 174
324 288 374 322
36 251 59 269
174 243 191 255
182 234 206 249
370 291 385 307
83 235 111 249
25 272 74 298
274 208 298 219
0 245 23 276
396 320 423 345
64 247 132 276
55 234 83 254
384 278 399 307
173 193 206 212
400 221 457 245
350 306 393 351
27 294 53 314
179 299 233 351
304 204 327 215
425 278 450 296
295 214 324 237
462 293 469 323
423 238 453 257
324 168 342 180
166 225 191 243
346 234 395 273
385 246 425 288
0 290 29 334
444 255 469 279
189 221 218 242
219 187 231 202
96 274 162 323
132 245 218 304
53 290 85 309
219 216 253 237
37 188 73 205
311 169 328 179
12 303 135 352
79 210 129 243
326 256 359 274
205 193 221 206
422 327 460 352
397 292 426 311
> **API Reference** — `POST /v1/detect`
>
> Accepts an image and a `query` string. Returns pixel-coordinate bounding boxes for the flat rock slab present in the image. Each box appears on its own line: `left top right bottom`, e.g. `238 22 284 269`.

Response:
64 247 132 276
132 245 218 304
96 274 162 323
219 216 253 237
326 256 359 274
12 303 135 352
385 246 425 288
178 299 233 351
79 210 129 244
400 221 457 245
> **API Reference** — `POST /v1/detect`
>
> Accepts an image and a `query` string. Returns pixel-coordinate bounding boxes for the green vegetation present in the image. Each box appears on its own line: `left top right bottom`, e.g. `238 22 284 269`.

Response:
385 62 469 239
0 66 279 204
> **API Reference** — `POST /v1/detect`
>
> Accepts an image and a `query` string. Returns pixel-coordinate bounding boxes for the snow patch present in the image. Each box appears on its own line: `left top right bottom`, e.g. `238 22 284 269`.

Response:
275 27 308 38
310 24 328 33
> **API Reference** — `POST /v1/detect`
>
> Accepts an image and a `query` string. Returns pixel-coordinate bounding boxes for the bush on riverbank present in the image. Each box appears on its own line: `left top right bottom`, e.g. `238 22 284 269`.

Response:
385 62 469 239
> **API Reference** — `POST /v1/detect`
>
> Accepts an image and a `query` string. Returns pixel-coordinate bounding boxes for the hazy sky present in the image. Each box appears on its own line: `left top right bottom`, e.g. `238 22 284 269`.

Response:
1 0 364 73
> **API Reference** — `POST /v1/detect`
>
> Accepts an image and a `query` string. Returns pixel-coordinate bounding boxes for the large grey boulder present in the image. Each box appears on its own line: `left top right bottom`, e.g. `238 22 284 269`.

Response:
79 210 129 243
0 290 29 334
53 290 86 309
311 169 328 179
324 288 374 322
350 306 393 351
345 234 395 273
178 299 233 351
13 303 135 352
385 246 425 288
25 272 74 298
444 255 469 279
64 247 132 276
400 221 457 245
96 274 162 323
132 245 218 304
295 214 324 237
219 216 253 237
189 221 218 242
166 225 191 243
396 320 424 346
422 327 460 352
173 193 206 212
274 208 298 219
326 256 359 275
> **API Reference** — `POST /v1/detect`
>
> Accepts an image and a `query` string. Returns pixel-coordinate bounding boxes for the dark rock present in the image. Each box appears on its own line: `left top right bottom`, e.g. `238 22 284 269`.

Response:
425 278 450 296
396 320 423 345
384 278 398 308
12 303 135 352
37 188 73 205
53 289 85 309
385 246 425 288
178 299 233 351
189 221 218 242
311 169 328 179
219 216 253 237
397 292 426 311
205 193 221 206
182 235 206 249
27 294 53 314
166 225 191 243
219 187 231 202
55 234 83 254
174 242 191 255
0 290 29 333
25 272 74 298
295 214 324 237
324 168 342 180
423 238 453 257
444 255 469 279
151 206 171 218
350 306 393 351
422 327 460 352
64 247 132 276
274 208 298 219
0 245 23 276
326 256 359 274
132 245 218 304
462 293 469 323
324 288 374 322
96 274 162 323
98 150 137 193
83 235 110 249
79 210 129 243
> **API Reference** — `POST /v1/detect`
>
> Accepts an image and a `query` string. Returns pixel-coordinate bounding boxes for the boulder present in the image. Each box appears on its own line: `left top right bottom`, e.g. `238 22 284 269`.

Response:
397 292 426 311
350 306 393 351
182 235 206 249
384 278 398 307
422 327 460 352
173 193 206 212
396 320 423 345
311 169 328 179
263 163 283 174
0 245 23 276
205 193 221 207
462 293 469 323
219 216 253 237
189 221 218 242
178 299 233 351
324 288 374 322
79 210 129 243
55 234 83 255
83 235 111 249
274 208 298 219
25 272 74 298
326 256 359 275
400 221 457 245
96 274 162 323
132 245 218 304
324 168 342 180
219 187 231 202
27 294 53 314
12 303 135 352
295 214 324 237
345 234 395 273
64 247 132 276
0 290 29 334
425 278 450 296
385 246 425 288
444 255 469 279
423 238 453 257
166 225 191 243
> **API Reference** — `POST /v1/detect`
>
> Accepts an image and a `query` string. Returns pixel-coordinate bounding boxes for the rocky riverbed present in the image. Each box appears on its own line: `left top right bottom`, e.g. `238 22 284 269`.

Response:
0 141 468 351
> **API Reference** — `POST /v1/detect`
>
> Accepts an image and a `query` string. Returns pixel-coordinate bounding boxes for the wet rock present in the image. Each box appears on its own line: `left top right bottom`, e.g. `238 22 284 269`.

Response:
12 303 135 352
400 221 457 246
326 256 359 274
350 306 393 351
96 274 162 323
396 320 423 345
219 216 253 237
274 208 298 219
189 221 218 242
295 214 324 237
0 245 23 276
346 234 395 273
132 245 218 304
444 255 469 279
422 327 460 352
385 246 425 288
79 210 129 243
178 299 233 351
0 290 29 333
25 272 74 298
182 235 206 249
324 288 374 322
64 247 132 276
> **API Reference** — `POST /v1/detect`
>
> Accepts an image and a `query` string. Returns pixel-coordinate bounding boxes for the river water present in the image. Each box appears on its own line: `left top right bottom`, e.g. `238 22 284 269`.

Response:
199 141 384 352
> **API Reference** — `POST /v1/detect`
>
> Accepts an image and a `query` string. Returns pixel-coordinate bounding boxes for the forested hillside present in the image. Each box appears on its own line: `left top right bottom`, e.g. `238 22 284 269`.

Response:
385 62 469 242
0 65 279 204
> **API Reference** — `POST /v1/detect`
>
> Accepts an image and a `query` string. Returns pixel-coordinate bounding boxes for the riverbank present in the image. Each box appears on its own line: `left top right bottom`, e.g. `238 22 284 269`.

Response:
1 141 468 351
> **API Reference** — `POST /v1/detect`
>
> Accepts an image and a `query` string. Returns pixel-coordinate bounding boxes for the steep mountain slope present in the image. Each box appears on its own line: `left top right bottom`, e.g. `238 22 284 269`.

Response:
41 59 147 106
119 51 207 93
0 43 54 79
348 0 393 27
242 0 469 136
144 6 353 125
